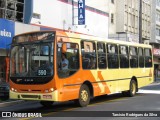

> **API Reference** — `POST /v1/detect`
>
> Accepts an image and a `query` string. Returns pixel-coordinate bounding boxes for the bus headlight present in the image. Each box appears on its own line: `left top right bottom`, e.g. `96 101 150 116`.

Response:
11 88 17 92
11 88 14 91
50 88 54 92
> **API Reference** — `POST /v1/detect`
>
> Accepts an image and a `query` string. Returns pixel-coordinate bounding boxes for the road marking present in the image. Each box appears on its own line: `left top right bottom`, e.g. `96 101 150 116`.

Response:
138 89 160 94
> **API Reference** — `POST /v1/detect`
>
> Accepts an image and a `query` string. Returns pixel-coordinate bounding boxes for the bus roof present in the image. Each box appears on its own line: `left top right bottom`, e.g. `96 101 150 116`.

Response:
56 31 152 48
14 30 152 48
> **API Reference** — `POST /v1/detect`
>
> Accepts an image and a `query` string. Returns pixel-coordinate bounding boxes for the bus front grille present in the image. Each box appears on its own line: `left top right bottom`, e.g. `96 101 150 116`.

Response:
21 95 40 99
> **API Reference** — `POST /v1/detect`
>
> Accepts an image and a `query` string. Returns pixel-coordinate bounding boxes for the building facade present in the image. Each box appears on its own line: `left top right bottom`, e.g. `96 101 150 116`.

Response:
30 0 109 38
0 0 33 23
150 0 160 77
0 18 40 83
0 0 36 82
109 0 151 43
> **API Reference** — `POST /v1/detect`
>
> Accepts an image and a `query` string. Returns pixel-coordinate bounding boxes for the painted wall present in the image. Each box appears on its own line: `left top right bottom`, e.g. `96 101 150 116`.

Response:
31 0 109 38
15 22 40 35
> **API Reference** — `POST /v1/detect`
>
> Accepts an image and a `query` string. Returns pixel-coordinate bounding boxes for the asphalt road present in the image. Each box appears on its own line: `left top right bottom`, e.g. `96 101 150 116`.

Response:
0 82 160 120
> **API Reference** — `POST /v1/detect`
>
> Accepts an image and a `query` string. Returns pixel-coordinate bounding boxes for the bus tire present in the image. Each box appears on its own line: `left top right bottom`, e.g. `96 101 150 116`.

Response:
40 101 54 107
75 84 90 107
127 80 137 97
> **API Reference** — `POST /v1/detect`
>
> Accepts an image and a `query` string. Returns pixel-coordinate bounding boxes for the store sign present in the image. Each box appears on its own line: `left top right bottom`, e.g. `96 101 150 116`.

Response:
78 0 85 25
153 48 160 56
0 18 15 49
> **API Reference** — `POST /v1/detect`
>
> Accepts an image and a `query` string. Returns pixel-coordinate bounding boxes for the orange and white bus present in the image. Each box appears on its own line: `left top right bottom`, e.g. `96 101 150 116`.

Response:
9 31 153 107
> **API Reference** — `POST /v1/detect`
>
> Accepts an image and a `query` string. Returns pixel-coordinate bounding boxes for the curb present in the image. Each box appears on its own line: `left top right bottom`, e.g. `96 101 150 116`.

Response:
151 82 160 86
0 100 24 107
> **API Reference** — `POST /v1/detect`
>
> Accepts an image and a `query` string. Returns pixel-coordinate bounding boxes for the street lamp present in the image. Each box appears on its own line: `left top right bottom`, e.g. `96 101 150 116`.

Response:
139 0 142 43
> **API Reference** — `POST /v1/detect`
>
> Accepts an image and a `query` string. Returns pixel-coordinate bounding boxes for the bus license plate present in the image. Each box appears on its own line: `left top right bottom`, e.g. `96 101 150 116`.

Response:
43 95 52 99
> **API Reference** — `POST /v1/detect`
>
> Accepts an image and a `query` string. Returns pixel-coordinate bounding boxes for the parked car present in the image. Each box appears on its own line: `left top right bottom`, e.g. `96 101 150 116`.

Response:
0 83 9 100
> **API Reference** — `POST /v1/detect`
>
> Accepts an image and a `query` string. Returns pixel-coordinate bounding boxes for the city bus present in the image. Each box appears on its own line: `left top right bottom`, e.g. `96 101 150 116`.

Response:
9 31 153 107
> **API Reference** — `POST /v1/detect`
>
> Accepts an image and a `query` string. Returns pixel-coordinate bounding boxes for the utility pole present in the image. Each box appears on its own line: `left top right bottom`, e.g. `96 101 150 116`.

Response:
139 0 142 43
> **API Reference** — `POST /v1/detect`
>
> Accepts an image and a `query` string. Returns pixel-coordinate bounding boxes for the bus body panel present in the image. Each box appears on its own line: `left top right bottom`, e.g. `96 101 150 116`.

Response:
10 67 153 101
9 30 154 103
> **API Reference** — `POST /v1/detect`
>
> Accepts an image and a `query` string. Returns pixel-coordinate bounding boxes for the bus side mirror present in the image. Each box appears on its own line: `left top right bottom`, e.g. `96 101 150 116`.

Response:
62 43 67 53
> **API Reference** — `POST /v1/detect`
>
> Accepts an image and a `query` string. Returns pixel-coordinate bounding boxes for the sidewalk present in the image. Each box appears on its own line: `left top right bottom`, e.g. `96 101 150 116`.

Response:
155 78 160 83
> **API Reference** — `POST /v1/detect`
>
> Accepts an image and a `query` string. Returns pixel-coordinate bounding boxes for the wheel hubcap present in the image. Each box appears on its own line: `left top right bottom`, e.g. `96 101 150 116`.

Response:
81 90 88 102
131 83 136 95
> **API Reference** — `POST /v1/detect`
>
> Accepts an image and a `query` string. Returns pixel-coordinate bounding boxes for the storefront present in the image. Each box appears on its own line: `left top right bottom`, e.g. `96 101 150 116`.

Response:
153 48 160 77
0 19 14 83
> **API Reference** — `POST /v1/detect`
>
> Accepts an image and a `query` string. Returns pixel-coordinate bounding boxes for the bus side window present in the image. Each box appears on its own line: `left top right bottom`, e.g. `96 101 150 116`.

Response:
129 46 138 68
119 45 129 68
65 43 79 75
107 44 119 69
82 55 90 69
145 48 152 67
57 41 80 78
97 42 107 69
138 48 144 68
81 41 97 69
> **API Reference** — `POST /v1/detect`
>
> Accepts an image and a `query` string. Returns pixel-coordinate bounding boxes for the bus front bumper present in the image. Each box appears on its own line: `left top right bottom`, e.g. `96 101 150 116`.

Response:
9 90 59 101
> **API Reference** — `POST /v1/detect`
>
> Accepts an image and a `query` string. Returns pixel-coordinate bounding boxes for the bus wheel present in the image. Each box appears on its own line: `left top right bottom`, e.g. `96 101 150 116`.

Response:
75 84 90 107
127 80 137 97
40 101 54 107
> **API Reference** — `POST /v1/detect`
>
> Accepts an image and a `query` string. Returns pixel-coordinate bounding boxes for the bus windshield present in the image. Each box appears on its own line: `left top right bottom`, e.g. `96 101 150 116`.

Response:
10 32 54 78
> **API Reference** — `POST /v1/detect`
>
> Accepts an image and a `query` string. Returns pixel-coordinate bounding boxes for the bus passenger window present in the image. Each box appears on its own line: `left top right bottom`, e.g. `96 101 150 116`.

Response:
138 48 144 68
129 47 138 68
119 45 129 68
97 42 107 69
81 41 97 70
107 44 119 69
145 49 152 67
57 40 79 78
